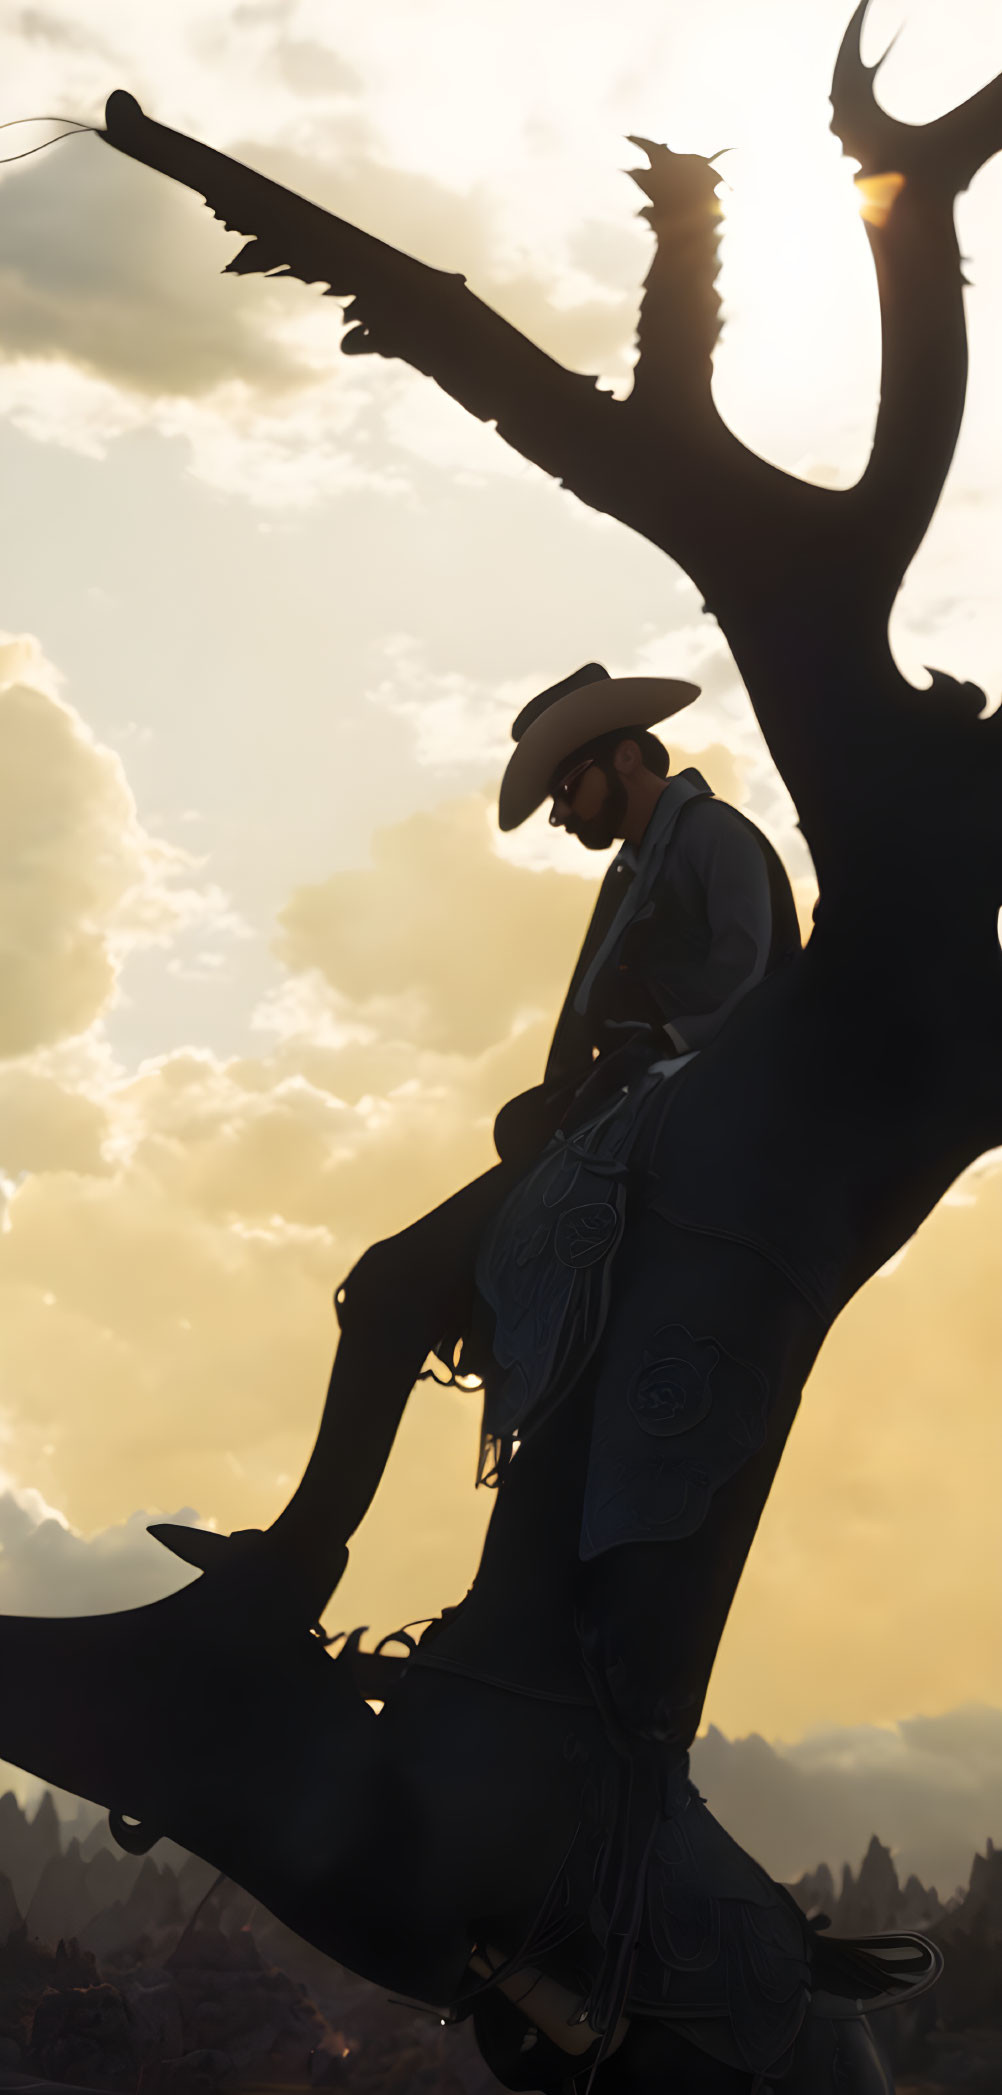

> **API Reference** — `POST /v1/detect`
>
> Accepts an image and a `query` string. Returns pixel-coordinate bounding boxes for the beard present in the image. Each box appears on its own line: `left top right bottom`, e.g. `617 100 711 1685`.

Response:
569 768 627 851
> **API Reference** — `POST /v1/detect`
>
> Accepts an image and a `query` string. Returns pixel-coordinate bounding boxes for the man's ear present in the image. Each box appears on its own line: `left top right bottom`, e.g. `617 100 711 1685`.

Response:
613 737 641 777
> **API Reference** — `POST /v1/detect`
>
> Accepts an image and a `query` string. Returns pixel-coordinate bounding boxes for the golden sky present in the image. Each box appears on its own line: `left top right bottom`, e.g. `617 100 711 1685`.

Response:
0 0 999 1786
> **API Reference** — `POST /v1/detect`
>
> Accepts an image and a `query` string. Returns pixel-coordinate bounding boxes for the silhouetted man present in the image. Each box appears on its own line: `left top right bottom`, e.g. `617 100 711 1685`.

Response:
154 662 800 1642
492 662 799 1165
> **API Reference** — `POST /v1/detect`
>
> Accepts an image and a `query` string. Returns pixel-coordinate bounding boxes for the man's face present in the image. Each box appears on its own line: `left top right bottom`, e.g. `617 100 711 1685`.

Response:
549 751 626 850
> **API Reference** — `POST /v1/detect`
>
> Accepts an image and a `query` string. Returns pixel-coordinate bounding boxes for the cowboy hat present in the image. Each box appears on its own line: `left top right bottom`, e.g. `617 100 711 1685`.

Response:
498 663 700 831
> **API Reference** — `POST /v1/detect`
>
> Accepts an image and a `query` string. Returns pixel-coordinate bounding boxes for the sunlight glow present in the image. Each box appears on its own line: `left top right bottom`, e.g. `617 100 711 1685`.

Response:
856 170 907 226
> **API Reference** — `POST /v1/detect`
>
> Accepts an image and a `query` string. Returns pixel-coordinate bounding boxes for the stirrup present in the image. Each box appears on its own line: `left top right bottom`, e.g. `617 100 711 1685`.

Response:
811 1929 944 2019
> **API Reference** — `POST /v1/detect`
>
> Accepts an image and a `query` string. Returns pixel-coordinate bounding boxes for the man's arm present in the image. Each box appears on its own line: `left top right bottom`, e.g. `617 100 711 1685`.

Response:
617 803 776 1055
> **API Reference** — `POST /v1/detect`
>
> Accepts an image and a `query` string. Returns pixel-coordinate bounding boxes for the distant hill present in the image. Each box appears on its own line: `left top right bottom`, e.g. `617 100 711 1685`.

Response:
689 1708 1002 1897
0 1791 999 2091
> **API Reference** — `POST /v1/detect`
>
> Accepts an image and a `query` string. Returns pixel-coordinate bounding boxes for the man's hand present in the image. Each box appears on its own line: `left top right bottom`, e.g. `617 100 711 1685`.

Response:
594 1017 672 1062
556 1024 667 1138
493 1078 579 1165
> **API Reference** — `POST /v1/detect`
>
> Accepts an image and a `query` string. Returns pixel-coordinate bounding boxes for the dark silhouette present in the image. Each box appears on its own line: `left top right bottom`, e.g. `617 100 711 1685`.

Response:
2 1796 1000 2092
150 664 804 1705
1 6 1001 2090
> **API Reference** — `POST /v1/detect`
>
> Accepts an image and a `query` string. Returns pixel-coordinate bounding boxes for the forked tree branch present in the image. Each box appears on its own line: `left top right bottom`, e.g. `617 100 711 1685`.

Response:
98 14 1002 865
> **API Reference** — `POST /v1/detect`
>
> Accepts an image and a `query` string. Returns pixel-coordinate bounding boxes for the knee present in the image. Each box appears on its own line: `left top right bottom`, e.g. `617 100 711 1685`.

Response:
334 1231 454 1345
334 1237 410 1331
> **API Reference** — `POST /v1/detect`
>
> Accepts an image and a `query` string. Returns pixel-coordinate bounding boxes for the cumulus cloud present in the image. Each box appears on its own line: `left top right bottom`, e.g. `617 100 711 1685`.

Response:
0 145 438 503
0 1067 109 1178
358 633 805 908
274 791 599 1056
0 136 313 401
0 792 573 1590
0 1483 198 1615
0 762 597 1593
361 637 752 812
0 103 643 500
273 39 361 100
15 8 117 56
0 635 213 1058
0 1033 509 1656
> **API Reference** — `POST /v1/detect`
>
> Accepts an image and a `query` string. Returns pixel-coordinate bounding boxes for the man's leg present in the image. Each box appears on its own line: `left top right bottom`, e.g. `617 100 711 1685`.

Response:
574 1209 822 1755
153 1161 519 1616
268 1162 517 1591
568 1211 823 2045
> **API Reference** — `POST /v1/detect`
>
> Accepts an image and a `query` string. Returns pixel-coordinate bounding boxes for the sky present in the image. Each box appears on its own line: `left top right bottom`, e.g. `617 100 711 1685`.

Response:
0 0 1000 1835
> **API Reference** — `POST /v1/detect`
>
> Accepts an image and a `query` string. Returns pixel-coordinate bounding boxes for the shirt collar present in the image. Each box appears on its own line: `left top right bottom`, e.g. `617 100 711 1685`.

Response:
614 768 711 875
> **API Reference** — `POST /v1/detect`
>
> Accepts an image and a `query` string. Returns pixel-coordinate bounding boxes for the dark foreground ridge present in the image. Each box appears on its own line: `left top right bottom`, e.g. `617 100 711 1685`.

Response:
0 1793 999 2093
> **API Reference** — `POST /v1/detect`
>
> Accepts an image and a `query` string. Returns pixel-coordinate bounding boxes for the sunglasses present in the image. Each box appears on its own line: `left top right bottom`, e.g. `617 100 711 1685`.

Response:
549 756 595 823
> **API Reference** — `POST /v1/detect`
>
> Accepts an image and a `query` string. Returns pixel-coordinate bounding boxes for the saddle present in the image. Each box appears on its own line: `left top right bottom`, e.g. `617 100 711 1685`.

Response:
475 1065 670 1449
